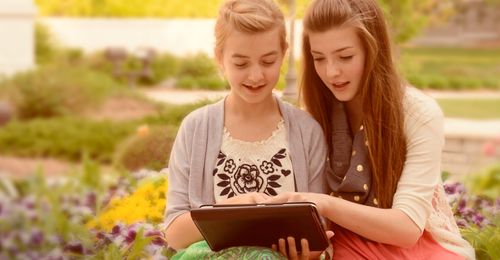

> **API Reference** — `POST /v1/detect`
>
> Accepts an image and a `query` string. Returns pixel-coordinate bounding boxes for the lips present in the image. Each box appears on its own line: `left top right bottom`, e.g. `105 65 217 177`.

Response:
243 83 266 92
332 81 349 90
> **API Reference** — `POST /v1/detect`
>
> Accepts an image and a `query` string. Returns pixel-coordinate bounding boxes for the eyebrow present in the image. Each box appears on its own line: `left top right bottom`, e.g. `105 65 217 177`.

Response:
231 51 279 59
311 46 353 55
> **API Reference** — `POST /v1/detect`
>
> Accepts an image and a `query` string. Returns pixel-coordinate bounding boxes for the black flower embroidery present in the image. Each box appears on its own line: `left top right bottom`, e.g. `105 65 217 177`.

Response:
224 159 236 174
233 164 264 193
259 160 275 174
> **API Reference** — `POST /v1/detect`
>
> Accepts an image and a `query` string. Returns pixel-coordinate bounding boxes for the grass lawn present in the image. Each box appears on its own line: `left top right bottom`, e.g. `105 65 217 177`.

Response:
436 98 500 119
399 47 500 90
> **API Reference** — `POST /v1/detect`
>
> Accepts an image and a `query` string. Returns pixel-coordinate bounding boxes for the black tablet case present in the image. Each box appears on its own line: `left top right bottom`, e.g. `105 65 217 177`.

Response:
190 202 329 252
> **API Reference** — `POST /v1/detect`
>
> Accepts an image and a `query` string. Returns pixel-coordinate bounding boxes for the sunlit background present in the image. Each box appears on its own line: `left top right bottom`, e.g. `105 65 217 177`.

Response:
0 0 498 259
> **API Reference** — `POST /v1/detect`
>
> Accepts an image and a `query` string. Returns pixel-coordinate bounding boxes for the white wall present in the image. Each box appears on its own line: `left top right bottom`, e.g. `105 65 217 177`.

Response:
39 17 304 58
0 0 37 77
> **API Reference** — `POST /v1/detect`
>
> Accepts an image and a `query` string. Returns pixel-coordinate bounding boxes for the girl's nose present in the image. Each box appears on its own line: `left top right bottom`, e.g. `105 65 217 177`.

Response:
248 65 264 83
326 62 341 79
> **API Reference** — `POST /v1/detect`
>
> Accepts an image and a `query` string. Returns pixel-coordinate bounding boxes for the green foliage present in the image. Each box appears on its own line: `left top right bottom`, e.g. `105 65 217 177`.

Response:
0 64 123 119
35 22 59 64
461 216 500 260
150 52 180 83
465 164 500 199
0 117 135 163
35 0 222 17
174 53 227 90
114 125 176 171
35 0 451 43
144 99 215 126
178 53 218 78
436 99 500 119
401 47 500 90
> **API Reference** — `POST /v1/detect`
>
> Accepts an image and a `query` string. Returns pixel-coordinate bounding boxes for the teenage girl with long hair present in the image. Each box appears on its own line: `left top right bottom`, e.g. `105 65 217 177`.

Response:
266 0 474 259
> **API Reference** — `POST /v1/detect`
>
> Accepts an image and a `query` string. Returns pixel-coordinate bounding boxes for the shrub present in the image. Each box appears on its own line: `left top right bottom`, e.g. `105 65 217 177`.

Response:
0 117 135 163
177 53 218 78
149 53 180 85
35 22 59 64
143 99 214 126
114 125 176 171
1 64 123 119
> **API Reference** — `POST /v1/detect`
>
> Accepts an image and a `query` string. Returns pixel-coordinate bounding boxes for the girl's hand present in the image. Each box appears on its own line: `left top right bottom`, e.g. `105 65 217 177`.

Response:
218 192 269 205
271 231 334 260
263 192 333 216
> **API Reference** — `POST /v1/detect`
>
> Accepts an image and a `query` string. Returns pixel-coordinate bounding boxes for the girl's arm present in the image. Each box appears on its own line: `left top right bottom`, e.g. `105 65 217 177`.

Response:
265 192 421 248
164 117 201 249
165 212 204 250
267 92 445 248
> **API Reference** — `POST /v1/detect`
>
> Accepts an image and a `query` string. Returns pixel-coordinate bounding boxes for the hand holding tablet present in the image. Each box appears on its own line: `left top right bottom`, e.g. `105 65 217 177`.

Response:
190 202 330 252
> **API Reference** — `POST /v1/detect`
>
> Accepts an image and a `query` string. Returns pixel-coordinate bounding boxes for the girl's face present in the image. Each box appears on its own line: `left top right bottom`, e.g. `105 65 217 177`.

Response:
309 26 366 103
218 27 284 104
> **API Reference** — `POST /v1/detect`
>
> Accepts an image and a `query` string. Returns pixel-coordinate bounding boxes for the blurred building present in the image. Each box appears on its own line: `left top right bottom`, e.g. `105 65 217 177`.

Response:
0 0 37 77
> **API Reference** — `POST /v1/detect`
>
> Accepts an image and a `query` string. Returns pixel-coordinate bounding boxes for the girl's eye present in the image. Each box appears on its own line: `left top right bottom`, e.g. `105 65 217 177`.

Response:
234 63 247 68
262 61 275 66
340 55 353 60
312 57 324 62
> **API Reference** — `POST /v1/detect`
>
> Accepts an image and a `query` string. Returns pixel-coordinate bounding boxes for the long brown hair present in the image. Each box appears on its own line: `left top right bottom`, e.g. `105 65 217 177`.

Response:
300 0 406 208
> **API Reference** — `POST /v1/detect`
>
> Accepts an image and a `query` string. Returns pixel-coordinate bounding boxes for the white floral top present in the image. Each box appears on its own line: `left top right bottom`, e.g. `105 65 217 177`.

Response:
213 120 295 203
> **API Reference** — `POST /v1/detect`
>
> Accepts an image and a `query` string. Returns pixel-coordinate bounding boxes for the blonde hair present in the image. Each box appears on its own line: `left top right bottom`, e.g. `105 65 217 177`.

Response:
214 0 287 60
300 0 406 208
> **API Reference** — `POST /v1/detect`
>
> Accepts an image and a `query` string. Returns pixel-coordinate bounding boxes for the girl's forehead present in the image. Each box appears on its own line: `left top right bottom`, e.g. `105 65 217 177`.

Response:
223 28 283 57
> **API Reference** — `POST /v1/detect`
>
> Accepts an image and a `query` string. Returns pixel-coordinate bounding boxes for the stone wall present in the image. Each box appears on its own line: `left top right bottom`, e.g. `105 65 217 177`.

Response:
442 135 499 179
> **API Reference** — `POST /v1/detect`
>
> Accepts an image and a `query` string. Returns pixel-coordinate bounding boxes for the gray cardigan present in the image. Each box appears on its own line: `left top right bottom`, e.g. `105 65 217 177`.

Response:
165 97 327 228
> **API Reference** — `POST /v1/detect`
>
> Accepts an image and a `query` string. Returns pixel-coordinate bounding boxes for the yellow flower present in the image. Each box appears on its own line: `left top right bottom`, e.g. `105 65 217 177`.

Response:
136 124 150 137
87 175 168 231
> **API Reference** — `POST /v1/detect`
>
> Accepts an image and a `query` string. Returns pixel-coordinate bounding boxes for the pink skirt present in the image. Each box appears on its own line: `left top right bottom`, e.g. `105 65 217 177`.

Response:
331 226 464 260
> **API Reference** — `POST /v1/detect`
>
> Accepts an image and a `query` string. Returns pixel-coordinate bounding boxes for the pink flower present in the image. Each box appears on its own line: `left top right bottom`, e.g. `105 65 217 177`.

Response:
482 141 496 157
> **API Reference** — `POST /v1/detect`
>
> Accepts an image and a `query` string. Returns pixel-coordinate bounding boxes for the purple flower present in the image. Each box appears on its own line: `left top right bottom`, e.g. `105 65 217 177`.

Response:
472 213 485 226
63 241 84 255
146 230 166 246
30 230 44 246
111 224 121 236
125 230 137 243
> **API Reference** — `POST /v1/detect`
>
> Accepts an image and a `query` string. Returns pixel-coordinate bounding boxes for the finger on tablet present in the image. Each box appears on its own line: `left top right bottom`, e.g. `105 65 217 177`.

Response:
287 236 298 259
300 238 310 260
278 238 287 257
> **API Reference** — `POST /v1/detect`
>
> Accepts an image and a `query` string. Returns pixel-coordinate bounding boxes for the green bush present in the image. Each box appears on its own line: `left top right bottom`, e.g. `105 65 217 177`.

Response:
114 125 176 171
150 53 180 84
35 22 59 64
178 53 218 78
466 164 500 200
144 100 214 126
1 64 123 119
0 117 135 163
176 76 198 89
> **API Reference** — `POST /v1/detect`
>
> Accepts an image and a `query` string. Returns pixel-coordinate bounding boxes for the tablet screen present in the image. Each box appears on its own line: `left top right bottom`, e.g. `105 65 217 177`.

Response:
190 202 329 252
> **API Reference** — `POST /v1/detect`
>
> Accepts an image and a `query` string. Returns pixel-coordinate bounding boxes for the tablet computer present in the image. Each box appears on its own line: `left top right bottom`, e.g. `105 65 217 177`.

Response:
190 202 329 252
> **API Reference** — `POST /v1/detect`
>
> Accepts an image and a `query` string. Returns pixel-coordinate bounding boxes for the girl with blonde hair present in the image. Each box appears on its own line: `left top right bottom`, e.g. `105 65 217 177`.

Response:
165 0 328 258
266 0 475 259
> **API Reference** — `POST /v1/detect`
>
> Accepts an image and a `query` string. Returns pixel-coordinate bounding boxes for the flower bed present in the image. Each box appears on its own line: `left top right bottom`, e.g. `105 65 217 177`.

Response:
0 161 498 259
